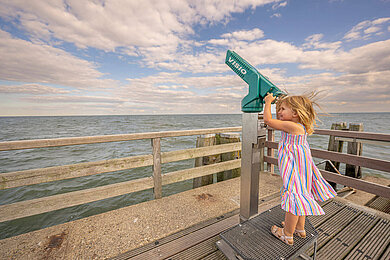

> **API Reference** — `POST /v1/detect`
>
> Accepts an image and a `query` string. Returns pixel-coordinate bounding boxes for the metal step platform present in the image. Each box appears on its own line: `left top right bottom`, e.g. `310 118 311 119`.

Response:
217 205 318 260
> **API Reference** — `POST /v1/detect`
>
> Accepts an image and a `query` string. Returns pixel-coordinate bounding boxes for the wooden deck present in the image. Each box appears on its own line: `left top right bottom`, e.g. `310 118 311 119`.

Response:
112 198 390 260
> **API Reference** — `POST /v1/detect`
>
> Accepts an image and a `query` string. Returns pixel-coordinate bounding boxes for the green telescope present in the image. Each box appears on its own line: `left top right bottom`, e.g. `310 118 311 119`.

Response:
225 50 285 113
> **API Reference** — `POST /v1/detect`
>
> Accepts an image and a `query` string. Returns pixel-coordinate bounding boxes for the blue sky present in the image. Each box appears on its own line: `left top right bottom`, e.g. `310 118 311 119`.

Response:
0 0 389 116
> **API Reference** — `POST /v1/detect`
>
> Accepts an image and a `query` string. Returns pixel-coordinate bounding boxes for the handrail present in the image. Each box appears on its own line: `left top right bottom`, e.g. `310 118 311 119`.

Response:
265 140 390 173
0 159 241 223
313 129 390 142
264 127 390 200
0 127 242 151
0 127 243 223
1 126 389 224
1 142 242 190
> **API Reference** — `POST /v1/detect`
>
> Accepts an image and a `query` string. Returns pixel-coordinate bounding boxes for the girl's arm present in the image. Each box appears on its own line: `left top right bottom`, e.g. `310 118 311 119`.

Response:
263 93 303 135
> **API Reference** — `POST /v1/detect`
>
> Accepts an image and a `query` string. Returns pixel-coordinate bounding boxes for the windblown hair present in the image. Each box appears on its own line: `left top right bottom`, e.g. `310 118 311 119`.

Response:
276 92 321 135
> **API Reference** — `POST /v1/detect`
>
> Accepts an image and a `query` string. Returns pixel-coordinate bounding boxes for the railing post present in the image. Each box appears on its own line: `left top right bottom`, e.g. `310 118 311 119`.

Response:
151 138 162 199
346 123 363 178
217 133 241 182
267 128 275 174
193 134 218 188
326 122 347 189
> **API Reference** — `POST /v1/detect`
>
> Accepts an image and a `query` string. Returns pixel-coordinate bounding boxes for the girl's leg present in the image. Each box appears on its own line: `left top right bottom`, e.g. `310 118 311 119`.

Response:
271 212 298 245
295 216 307 238
284 212 299 237
296 216 305 230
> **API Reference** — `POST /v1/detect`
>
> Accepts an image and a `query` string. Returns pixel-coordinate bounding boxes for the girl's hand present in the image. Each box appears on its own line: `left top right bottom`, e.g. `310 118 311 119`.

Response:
264 93 276 104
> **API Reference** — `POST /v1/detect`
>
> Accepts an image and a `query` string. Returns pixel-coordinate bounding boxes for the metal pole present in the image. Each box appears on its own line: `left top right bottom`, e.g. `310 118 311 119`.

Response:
240 113 261 221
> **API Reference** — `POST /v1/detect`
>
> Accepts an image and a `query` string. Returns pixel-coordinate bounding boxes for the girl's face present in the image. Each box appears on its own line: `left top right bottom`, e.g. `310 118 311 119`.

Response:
277 102 297 121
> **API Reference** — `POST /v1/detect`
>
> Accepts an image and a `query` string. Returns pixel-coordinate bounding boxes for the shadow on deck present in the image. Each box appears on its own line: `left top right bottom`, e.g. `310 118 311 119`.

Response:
112 197 390 260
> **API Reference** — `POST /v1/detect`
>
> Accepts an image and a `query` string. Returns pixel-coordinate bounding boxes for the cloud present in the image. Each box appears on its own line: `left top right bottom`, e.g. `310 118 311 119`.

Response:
0 29 117 90
21 95 125 104
0 0 281 52
0 1 389 115
221 28 265 41
303 34 342 50
0 84 71 94
343 17 390 41
299 39 390 74
270 13 281 18
272 1 287 10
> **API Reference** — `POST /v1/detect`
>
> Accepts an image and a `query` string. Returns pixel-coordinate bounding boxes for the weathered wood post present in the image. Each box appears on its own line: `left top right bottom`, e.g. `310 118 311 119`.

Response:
217 133 241 182
326 122 347 189
346 123 363 179
151 138 162 199
193 134 220 188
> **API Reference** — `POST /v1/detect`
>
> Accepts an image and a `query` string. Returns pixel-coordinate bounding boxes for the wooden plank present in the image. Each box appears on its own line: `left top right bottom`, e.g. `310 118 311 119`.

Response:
314 129 390 142
0 176 154 222
111 209 241 259
344 219 390 260
312 148 390 173
169 235 221 260
0 154 153 190
152 138 162 199
128 214 239 260
265 141 390 173
316 212 378 260
0 127 242 151
320 170 390 199
163 159 241 186
306 206 361 256
200 250 228 260
0 160 241 222
264 155 278 166
163 142 241 164
307 200 346 227
0 142 241 190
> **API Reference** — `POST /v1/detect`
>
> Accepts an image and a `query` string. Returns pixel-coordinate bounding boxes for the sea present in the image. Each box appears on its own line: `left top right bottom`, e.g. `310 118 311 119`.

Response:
0 113 389 239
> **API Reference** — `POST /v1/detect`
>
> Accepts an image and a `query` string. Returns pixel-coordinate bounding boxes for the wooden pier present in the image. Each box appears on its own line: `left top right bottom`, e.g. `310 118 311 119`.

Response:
0 125 389 259
113 197 390 260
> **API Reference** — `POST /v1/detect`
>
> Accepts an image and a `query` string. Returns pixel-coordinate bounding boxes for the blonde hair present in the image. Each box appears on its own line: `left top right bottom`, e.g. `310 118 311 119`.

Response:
276 92 320 135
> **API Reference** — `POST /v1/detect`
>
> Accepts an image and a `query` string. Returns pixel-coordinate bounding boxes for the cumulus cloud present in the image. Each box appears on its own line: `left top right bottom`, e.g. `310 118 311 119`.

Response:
343 17 390 41
0 1 389 115
0 0 281 52
221 28 265 41
0 29 117 90
303 34 342 50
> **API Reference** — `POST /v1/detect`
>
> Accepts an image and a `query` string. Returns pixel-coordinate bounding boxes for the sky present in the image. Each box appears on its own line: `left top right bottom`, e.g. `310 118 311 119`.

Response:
0 0 390 116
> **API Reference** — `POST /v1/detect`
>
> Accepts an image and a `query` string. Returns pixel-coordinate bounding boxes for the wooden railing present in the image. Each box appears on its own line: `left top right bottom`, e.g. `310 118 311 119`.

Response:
0 127 242 223
1 126 389 225
265 128 390 199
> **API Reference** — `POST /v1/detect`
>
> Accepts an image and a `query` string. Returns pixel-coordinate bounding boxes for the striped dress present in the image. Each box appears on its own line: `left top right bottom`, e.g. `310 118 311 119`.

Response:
278 126 337 216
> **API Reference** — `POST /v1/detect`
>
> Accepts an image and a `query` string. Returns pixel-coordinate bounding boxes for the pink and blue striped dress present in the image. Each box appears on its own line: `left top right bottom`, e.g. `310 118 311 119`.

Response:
278 125 337 216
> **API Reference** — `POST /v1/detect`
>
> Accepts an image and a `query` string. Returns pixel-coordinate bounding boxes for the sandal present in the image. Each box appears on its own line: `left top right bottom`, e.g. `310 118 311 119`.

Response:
271 225 293 245
281 221 307 238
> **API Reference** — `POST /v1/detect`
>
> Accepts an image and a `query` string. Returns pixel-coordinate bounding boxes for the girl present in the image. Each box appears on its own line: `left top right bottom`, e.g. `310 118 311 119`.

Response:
263 92 337 246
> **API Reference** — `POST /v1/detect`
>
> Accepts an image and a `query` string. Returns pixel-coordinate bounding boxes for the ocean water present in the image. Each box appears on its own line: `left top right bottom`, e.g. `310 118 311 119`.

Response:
0 113 389 239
